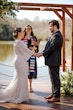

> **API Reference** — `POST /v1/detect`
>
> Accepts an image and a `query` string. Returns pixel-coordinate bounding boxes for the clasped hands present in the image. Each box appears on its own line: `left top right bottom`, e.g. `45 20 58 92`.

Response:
29 46 43 58
35 52 43 58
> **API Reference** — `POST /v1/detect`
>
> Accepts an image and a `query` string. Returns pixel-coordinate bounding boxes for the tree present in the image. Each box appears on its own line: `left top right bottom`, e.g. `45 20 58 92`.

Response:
0 0 17 18
0 0 18 32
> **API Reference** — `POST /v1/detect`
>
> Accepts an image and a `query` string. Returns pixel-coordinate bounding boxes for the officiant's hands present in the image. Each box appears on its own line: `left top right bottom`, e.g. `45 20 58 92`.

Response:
29 46 37 51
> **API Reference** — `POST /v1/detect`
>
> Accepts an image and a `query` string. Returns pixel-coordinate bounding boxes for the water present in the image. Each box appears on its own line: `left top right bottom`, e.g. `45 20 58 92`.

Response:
0 41 71 81
0 41 50 81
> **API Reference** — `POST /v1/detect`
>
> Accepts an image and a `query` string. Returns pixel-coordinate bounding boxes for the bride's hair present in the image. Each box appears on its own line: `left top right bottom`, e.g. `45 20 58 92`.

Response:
13 28 22 39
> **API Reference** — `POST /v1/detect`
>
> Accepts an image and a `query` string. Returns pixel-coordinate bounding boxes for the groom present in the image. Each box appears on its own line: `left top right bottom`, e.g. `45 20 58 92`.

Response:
40 20 63 102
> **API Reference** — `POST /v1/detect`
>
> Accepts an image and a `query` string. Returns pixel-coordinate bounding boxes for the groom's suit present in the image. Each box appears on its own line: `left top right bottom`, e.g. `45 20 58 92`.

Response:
43 30 63 98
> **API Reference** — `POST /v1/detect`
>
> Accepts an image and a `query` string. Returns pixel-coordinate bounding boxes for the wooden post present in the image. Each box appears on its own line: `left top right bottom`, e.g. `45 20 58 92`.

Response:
62 11 66 71
71 8 73 70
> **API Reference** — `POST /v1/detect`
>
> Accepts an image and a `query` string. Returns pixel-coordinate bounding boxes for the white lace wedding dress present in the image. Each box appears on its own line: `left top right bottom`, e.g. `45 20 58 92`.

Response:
0 40 34 103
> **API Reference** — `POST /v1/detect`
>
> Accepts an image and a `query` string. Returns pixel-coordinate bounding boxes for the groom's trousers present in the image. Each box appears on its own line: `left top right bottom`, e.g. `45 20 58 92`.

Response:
48 66 60 98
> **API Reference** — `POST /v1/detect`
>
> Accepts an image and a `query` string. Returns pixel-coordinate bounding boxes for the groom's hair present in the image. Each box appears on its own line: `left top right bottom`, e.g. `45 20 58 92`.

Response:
49 20 60 29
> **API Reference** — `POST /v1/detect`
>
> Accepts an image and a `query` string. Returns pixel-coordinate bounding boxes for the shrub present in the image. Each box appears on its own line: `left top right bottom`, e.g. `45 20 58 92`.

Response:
61 69 73 96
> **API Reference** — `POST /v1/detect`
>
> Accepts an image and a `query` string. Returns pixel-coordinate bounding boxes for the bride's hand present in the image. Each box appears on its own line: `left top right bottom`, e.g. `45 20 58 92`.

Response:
37 53 42 58
33 53 42 57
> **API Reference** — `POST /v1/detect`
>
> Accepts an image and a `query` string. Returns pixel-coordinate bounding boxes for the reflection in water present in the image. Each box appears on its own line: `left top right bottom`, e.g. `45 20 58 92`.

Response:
0 41 49 80
0 43 14 62
0 42 15 80
0 41 71 80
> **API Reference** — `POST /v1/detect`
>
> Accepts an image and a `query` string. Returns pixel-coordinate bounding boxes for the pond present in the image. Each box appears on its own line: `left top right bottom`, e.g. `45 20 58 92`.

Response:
0 41 71 81
0 41 50 81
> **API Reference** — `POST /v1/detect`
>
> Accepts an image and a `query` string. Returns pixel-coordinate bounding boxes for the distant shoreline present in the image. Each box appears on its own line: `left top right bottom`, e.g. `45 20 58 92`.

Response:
0 41 14 44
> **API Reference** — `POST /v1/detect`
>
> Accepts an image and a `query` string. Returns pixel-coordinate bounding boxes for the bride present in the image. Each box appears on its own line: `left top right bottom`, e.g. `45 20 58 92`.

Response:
0 28 40 103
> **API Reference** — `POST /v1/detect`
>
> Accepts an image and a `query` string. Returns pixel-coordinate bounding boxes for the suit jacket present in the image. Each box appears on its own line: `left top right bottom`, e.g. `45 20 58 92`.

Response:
43 30 63 66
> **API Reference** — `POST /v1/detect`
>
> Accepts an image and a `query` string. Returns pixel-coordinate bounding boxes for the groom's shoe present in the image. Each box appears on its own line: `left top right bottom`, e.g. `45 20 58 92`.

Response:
47 97 60 103
44 95 53 99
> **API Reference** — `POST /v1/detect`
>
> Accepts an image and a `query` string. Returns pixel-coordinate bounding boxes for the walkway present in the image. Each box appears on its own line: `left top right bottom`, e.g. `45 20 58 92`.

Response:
0 80 73 110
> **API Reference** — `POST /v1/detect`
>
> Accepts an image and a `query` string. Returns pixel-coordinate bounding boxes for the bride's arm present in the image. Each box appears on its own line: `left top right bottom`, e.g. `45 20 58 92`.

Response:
17 40 42 58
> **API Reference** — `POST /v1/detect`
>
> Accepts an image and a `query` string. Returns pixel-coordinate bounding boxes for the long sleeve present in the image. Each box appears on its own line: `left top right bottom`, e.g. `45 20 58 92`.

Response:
17 40 35 61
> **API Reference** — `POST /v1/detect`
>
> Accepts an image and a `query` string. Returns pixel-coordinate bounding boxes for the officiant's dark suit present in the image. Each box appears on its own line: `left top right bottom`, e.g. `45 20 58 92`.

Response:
42 20 63 102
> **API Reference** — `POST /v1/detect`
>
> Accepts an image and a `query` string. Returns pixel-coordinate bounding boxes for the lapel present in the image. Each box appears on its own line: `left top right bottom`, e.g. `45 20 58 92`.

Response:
45 30 60 49
49 30 60 42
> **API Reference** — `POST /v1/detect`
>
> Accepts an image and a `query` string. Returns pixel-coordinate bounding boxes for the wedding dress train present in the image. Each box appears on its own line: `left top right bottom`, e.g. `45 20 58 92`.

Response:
0 40 34 103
